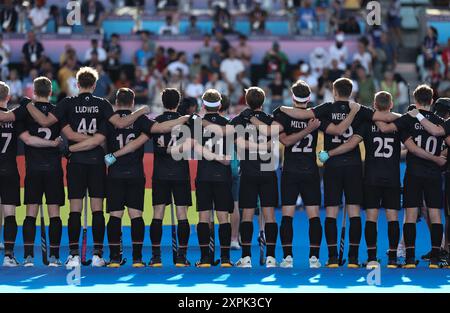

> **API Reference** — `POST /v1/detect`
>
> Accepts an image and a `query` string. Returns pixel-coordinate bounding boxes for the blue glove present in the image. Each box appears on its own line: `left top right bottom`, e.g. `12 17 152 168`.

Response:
318 150 330 163
104 153 117 166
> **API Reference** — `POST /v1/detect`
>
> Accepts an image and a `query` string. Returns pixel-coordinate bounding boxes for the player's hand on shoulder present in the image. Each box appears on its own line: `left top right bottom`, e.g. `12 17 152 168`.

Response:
240 108 254 122
307 118 321 132
52 136 64 148
349 101 361 112
407 109 419 118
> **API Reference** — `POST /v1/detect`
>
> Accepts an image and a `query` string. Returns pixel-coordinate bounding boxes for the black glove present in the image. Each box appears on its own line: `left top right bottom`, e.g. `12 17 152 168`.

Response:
240 108 253 122
19 97 32 107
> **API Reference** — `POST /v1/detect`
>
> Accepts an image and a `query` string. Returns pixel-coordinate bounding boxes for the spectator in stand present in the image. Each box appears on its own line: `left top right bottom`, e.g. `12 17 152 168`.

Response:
328 58 344 82
115 70 131 89
355 65 376 106
45 71 61 103
267 72 287 112
329 32 348 71
220 48 245 89
159 14 180 36
84 38 107 64
178 97 198 115
263 42 289 79
154 46 168 73
205 72 229 96
380 70 399 108
341 16 361 34
373 31 397 81
22 31 45 71
442 38 450 76
155 0 179 11
58 55 78 96
0 34 11 81
309 47 329 79
134 32 156 69
437 71 450 98
81 0 105 32
0 0 18 33
198 34 214 67
185 15 202 36
6 69 22 105
167 52 190 78
48 5 60 33
105 33 122 80
418 27 439 80
318 69 334 104
425 60 442 100
213 4 233 34
343 67 358 100
230 72 251 105
352 37 373 74
210 44 223 74
190 53 203 80
387 0 402 45
394 73 409 113
215 29 231 56
94 64 114 99
235 34 252 73
297 0 317 35
59 44 77 66
28 0 49 33
86 50 101 68
249 0 268 34
185 74 205 102
132 67 149 105
329 0 346 34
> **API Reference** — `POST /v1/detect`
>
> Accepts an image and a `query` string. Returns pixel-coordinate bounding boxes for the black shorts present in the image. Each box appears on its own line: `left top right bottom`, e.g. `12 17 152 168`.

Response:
281 170 321 207
196 180 234 212
152 179 192 206
107 176 146 212
403 172 443 209
67 162 106 199
363 184 401 210
24 170 65 206
323 165 363 207
239 173 278 208
0 172 20 206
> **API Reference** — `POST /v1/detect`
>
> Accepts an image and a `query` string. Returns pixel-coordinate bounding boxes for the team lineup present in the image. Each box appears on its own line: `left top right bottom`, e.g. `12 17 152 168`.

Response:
0 67 449 270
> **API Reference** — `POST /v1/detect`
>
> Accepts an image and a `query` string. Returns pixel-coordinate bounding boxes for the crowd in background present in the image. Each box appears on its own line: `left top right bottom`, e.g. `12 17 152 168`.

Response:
0 0 449 115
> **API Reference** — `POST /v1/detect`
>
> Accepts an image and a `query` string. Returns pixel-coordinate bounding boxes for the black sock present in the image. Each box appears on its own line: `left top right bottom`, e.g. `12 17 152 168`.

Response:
107 216 121 260
49 217 62 259
150 218 162 257
365 221 377 261
240 221 253 257
280 216 293 258
325 217 337 258
349 217 362 259
309 217 322 258
23 216 36 258
68 212 81 255
197 222 210 261
131 217 145 261
177 219 190 256
431 223 444 259
92 211 105 256
265 222 278 258
403 223 416 259
219 223 231 260
3 216 17 256
388 221 400 260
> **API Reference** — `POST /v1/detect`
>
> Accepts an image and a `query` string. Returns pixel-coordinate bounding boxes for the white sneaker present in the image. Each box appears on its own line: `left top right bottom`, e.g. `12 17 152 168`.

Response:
65 255 81 269
309 256 321 269
23 256 34 267
3 255 19 267
91 255 106 267
48 256 62 267
266 256 277 268
235 256 252 268
366 260 380 270
230 241 241 250
280 255 293 268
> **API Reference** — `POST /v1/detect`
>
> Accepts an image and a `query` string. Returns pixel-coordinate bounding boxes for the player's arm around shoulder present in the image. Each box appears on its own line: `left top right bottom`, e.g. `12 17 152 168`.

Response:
403 137 447 166
19 131 62 148
109 104 151 129
279 118 320 147
408 109 446 137
69 133 106 153
325 101 360 136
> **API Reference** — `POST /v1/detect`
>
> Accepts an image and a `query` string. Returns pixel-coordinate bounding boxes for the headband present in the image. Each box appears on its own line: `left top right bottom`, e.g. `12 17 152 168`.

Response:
203 100 221 108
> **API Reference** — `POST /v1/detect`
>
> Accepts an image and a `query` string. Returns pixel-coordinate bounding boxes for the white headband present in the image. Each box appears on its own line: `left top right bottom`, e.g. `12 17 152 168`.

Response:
292 95 310 103
203 100 221 108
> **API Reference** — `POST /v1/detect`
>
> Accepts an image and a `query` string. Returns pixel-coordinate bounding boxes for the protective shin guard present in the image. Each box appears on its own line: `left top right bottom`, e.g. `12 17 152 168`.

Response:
280 216 293 258
349 217 362 259
150 219 163 256
403 223 416 259
92 211 105 255
240 221 253 257
3 216 17 256
68 212 81 255
177 219 190 256
131 217 145 260
219 223 231 259
107 216 121 260
197 222 210 261
365 221 377 261
23 216 36 258
49 217 62 259
325 217 337 257
309 217 322 258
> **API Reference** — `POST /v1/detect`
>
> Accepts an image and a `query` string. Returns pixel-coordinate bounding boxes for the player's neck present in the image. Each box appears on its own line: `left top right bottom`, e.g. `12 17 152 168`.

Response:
164 108 177 112
78 88 93 94
334 97 349 102
34 96 49 103
416 104 431 111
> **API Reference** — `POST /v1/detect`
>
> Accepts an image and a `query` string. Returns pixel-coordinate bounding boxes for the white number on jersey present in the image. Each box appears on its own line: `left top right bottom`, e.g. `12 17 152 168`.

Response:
38 127 52 140
77 118 97 134
116 133 136 149
0 133 12 153
373 137 394 158
331 126 353 144
414 135 437 155
292 134 313 153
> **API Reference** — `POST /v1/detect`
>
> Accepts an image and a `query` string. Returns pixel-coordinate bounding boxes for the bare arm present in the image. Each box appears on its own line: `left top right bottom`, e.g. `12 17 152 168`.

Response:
403 137 447 166
69 133 106 153
151 115 190 134
0 111 16 122
108 106 150 129
372 110 401 122
328 135 362 157
236 136 270 151
249 118 283 136
325 103 360 136
279 119 320 147
19 132 61 148
279 106 315 120
193 141 230 166
408 109 445 136
26 102 58 127
375 121 398 133
112 133 150 158
61 125 91 143
202 120 235 136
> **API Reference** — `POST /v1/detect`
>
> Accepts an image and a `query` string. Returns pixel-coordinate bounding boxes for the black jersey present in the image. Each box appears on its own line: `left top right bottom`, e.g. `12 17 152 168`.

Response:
106 110 154 178
17 102 62 172
196 113 231 182
230 110 276 177
312 101 374 167
152 111 190 181
52 93 114 165
274 111 318 174
394 110 445 178
445 119 450 173
355 122 401 187
0 107 24 175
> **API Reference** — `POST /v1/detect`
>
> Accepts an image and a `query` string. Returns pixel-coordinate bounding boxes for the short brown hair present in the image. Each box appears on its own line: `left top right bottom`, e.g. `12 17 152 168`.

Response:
116 88 135 106
374 91 392 111
333 78 353 98
202 89 222 103
245 87 265 110
413 84 433 107
0 81 10 102
291 80 311 102
33 76 52 98
161 88 181 110
76 67 99 89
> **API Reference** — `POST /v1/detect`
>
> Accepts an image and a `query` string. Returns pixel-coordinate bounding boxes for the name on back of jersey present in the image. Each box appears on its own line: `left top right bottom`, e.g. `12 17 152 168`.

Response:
0 122 14 129
75 106 99 114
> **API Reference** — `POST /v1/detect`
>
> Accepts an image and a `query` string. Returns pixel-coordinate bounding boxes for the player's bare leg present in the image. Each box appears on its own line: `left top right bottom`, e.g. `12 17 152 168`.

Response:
230 201 240 249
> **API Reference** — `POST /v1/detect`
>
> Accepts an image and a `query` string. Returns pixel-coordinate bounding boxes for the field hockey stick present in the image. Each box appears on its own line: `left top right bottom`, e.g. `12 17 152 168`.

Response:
81 192 92 266
209 206 220 266
170 195 178 264
39 205 49 266
338 205 347 266
258 211 266 266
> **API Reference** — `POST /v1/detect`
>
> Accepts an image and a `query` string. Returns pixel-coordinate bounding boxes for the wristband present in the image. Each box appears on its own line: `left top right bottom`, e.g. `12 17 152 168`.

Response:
416 113 425 122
